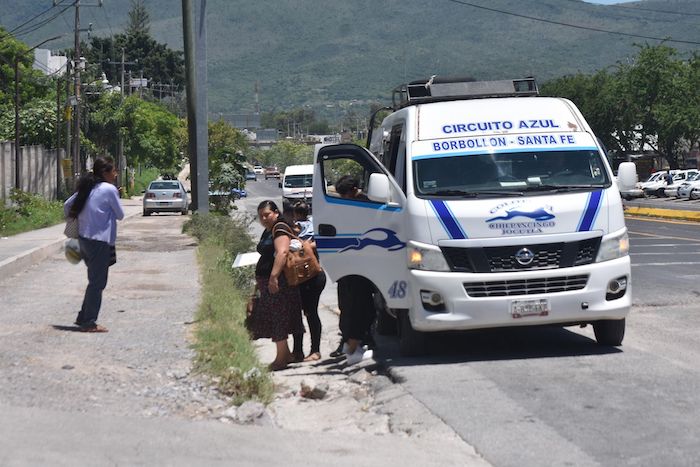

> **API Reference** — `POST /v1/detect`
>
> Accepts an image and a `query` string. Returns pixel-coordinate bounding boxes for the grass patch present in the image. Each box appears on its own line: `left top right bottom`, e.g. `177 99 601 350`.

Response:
0 190 65 237
185 212 273 404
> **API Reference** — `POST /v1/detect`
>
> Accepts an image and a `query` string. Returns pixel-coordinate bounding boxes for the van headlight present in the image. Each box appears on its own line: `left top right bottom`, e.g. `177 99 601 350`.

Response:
408 241 451 271
595 229 629 262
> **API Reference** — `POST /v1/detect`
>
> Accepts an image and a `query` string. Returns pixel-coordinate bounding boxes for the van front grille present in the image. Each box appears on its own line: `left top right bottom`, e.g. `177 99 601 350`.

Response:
463 275 589 297
442 237 601 273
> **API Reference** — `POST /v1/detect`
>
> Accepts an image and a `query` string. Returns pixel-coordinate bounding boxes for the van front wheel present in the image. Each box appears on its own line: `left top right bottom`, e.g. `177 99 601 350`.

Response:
398 310 426 356
593 318 625 346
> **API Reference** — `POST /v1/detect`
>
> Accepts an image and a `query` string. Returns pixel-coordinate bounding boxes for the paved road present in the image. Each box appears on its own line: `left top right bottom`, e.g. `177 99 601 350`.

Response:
374 216 700 467
243 180 700 466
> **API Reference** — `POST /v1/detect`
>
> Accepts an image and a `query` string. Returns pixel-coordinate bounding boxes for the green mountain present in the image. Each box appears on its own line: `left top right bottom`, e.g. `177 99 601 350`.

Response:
3 0 699 117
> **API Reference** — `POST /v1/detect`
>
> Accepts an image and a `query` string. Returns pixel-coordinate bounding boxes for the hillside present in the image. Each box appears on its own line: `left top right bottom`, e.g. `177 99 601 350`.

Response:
2 0 699 117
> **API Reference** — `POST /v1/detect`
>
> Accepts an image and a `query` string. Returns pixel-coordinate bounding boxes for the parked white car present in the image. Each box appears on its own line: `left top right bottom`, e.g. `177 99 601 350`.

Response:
665 170 699 198
678 174 700 199
642 170 696 197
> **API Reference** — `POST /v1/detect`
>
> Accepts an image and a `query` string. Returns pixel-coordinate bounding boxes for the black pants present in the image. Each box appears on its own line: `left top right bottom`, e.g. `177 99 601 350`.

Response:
338 276 375 342
76 237 111 326
293 272 327 354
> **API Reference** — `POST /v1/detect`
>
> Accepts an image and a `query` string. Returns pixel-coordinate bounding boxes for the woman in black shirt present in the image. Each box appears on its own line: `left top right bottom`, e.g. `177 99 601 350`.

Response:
248 200 304 371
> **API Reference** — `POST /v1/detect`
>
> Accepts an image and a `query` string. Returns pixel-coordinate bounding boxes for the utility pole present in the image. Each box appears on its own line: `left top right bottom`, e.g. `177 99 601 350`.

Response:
106 48 136 193
71 0 81 178
181 0 208 213
14 56 20 190
59 0 103 179
56 73 62 198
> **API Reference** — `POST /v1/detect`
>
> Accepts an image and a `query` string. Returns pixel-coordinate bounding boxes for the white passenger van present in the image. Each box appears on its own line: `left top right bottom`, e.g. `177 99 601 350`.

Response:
312 77 631 355
280 164 314 204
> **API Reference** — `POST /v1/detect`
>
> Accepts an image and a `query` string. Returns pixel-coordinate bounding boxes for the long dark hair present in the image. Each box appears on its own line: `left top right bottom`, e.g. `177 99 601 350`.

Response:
69 156 115 218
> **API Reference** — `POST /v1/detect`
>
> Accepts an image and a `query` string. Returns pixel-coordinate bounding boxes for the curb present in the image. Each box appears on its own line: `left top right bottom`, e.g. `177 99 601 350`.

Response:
625 206 700 222
0 239 66 280
0 202 144 281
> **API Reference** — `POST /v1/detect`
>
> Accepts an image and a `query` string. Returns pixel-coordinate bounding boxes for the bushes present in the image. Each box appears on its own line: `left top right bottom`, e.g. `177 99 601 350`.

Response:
0 189 64 237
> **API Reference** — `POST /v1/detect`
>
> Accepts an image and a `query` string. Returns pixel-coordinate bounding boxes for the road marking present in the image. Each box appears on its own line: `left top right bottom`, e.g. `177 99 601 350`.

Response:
628 231 700 242
631 261 700 266
631 243 700 247
630 252 700 255
626 215 700 226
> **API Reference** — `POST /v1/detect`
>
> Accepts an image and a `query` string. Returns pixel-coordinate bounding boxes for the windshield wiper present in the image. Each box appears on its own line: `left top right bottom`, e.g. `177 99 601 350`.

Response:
426 190 522 198
522 184 605 193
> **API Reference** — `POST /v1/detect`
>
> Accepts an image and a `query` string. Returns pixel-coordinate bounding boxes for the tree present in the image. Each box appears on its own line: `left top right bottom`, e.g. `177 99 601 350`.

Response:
0 98 57 148
117 95 185 173
618 45 687 168
0 28 51 109
126 0 150 36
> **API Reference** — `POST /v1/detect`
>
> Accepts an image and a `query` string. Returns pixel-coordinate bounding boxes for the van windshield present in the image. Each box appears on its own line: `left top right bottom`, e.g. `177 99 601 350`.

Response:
284 174 312 188
413 150 610 198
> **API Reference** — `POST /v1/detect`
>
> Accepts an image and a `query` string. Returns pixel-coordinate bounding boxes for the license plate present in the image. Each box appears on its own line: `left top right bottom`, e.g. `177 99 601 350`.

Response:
160 202 172 206
510 299 549 319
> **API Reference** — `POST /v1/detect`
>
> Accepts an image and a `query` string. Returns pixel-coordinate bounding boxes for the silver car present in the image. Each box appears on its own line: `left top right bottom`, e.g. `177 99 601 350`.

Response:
143 180 188 216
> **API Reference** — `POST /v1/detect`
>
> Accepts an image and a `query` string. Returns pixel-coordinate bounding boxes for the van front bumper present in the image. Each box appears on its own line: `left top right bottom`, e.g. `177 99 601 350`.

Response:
407 256 631 332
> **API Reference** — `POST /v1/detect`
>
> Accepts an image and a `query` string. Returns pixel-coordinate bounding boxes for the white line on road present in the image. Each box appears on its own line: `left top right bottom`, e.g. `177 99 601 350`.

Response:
631 261 700 266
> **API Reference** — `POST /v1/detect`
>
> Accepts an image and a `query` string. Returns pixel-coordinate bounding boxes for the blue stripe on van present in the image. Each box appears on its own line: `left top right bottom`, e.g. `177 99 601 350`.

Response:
324 195 402 211
578 190 603 231
430 200 467 239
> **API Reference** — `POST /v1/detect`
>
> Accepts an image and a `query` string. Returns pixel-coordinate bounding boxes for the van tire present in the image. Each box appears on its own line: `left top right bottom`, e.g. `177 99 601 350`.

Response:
398 310 426 356
593 318 625 346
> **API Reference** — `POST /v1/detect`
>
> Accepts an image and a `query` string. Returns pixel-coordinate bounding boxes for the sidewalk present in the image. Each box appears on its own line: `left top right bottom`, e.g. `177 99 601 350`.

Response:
0 198 142 280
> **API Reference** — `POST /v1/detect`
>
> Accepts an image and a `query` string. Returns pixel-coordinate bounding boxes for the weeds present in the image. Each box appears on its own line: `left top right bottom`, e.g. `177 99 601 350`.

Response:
185 213 272 404
0 189 64 237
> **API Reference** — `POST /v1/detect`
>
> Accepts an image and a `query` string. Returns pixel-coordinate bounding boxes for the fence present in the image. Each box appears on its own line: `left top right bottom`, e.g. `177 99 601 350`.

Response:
0 141 65 205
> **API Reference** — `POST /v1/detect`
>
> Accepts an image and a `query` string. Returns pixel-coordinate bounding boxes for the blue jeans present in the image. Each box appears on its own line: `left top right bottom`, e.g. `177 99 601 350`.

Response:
76 237 111 327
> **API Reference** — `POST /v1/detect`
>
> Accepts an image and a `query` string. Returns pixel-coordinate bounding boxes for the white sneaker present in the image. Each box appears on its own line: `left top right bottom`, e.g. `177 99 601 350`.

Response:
345 346 373 365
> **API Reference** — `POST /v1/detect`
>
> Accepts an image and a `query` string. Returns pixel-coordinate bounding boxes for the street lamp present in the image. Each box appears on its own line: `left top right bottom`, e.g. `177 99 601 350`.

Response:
13 34 64 191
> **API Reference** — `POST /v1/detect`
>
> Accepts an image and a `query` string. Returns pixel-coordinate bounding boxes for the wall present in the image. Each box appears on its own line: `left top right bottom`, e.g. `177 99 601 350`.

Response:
0 142 65 205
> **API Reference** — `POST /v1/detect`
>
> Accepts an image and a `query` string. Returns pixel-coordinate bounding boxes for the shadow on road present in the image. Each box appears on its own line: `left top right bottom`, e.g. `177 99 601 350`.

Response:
50 324 84 332
375 325 622 369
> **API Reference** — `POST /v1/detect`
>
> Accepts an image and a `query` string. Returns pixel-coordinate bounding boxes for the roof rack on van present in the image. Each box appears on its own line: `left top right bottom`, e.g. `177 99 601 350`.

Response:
391 76 539 109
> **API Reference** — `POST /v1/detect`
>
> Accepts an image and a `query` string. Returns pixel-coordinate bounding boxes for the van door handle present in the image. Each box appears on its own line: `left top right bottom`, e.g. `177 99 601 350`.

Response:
318 224 336 236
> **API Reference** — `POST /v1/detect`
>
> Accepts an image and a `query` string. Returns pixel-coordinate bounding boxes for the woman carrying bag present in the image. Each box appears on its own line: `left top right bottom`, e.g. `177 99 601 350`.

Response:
247 200 304 371
63 156 124 332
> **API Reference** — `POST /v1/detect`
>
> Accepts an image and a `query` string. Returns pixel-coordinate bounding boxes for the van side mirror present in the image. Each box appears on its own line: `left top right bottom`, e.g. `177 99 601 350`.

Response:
366 173 391 204
278 182 282 189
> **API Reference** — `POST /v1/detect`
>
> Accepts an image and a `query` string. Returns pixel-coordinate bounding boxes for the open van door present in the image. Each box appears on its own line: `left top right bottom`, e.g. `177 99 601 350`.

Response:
312 144 410 309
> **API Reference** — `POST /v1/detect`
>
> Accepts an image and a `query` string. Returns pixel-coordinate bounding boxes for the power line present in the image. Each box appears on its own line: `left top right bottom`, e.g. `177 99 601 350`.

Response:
12 3 75 38
444 0 700 46
7 4 59 34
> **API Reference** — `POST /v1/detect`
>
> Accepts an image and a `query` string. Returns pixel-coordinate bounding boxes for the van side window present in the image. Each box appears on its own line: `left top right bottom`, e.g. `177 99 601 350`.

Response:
321 153 382 203
381 124 407 193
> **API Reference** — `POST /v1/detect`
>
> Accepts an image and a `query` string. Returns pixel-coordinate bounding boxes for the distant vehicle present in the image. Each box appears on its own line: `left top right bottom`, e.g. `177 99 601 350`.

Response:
665 171 699 198
253 165 264 174
231 187 247 199
245 169 257 181
280 164 313 204
677 174 700 199
143 180 188 216
643 170 696 197
264 166 281 179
